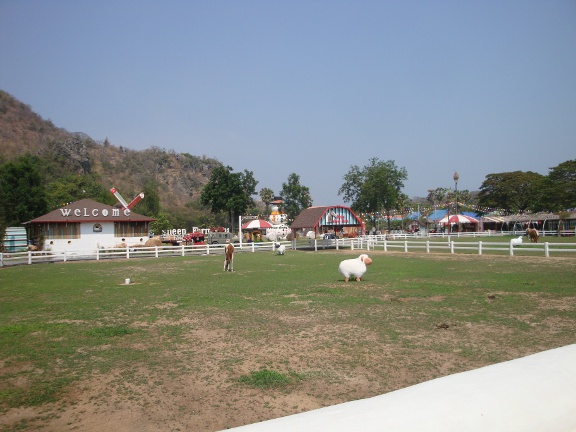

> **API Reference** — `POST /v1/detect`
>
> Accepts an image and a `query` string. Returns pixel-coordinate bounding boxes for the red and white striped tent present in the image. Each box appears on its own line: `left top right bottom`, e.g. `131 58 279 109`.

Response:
438 214 479 225
241 219 272 229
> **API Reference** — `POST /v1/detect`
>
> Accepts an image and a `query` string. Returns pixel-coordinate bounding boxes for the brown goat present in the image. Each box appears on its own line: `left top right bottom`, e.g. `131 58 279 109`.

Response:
224 243 234 272
526 228 539 243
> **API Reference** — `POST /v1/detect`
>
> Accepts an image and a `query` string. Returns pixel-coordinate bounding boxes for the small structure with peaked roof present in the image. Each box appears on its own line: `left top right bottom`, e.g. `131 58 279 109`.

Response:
26 199 156 252
290 206 364 238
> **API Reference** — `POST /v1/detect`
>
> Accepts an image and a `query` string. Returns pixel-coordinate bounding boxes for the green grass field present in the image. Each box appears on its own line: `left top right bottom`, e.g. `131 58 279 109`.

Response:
1 250 575 430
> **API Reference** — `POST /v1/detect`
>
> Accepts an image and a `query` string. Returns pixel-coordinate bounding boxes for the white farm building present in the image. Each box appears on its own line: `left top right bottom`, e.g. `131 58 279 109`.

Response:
26 199 155 253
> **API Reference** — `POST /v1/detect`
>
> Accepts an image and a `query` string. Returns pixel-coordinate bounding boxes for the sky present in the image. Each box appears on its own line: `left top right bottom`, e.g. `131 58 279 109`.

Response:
1 0 575 206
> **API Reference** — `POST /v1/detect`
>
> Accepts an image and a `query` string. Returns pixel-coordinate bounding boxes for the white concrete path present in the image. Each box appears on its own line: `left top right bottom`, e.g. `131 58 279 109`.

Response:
223 344 576 431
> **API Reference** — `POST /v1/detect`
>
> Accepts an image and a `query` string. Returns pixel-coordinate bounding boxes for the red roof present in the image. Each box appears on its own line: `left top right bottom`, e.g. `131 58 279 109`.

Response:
27 199 156 223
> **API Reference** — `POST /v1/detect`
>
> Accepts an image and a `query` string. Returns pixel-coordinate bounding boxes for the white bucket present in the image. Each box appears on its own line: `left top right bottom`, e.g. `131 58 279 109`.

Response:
125 278 131 285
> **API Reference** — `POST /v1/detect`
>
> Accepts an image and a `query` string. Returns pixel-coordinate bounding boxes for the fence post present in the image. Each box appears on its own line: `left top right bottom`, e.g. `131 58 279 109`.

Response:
63 251 67 262
404 240 408 253
96 248 100 261
351 240 354 251
0 253 3 267
181 245 185 256
28 251 32 265
426 241 430 253
450 241 455 254
383 239 387 252
252 243 255 252
126 246 130 259
155 246 159 258
545 242 549 258
206 244 210 255
509 243 514 256
479 241 483 255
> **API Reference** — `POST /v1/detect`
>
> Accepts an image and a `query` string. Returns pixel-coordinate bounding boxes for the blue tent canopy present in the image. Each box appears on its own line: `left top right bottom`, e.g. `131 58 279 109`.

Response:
427 210 448 220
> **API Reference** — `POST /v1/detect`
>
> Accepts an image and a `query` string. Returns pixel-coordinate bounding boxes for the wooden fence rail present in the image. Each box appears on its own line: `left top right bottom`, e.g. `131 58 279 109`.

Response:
2 237 575 267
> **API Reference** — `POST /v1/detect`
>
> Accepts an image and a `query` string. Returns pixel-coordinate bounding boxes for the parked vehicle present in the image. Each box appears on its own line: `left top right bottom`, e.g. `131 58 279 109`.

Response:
207 232 239 244
183 232 205 246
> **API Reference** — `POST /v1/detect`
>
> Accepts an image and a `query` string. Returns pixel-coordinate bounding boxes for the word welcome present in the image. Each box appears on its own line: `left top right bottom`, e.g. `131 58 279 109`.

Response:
59 207 131 217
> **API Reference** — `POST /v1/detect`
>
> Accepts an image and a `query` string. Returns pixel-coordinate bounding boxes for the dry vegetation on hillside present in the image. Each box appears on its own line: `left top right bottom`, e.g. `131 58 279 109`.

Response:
0 90 222 211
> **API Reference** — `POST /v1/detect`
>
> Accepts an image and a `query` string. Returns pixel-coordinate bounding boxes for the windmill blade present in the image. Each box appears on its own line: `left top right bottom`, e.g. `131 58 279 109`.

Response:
127 192 145 209
110 187 129 209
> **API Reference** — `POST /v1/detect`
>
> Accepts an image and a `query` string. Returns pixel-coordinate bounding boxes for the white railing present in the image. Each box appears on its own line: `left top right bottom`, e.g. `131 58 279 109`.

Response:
2 237 575 267
357 238 576 258
362 230 575 240
0 241 280 267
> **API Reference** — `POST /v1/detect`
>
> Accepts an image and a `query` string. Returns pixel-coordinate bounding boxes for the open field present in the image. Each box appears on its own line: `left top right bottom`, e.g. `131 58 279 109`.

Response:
1 250 575 431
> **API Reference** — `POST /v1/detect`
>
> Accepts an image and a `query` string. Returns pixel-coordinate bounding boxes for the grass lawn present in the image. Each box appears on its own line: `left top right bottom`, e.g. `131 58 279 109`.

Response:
1 250 575 431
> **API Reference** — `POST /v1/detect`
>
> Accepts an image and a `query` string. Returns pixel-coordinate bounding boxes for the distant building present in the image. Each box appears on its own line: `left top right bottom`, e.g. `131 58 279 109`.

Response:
290 205 364 238
26 199 155 253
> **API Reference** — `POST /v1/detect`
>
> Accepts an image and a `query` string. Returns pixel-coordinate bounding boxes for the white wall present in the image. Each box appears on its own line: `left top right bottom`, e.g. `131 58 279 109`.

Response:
43 222 148 253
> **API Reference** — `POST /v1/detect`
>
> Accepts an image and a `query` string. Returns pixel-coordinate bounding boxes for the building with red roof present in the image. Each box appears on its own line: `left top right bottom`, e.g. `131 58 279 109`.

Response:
26 199 155 252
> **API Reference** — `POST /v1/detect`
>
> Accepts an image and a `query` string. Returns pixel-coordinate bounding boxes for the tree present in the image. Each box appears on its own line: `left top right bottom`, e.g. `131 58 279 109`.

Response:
539 160 576 211
149 214 172 236
138 180 161 217
427 188 449 208
477 171 545 213
338 158 407 232
0 155 49 226
259 187 274 215
280 173 312 221
46 173 110 208
200 166 258 229
239 169 258 209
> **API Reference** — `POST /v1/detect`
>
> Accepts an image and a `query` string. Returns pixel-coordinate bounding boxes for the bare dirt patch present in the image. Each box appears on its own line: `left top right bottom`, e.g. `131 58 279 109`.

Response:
4 314 566 432
2 252 575 432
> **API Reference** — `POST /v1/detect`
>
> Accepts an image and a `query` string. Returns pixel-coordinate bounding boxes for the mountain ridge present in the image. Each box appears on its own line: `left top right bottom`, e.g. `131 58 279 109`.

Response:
0 89 222 212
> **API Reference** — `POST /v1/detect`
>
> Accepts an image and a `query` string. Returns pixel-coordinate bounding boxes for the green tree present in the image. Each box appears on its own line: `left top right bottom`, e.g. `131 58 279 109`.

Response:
446 188 472 213
239 169 258 208
138 180 161 217
477 171 545 213
427 188 449 208
259 187 274 215
46 173 110 208
539 160 576 211
280 173 312 221
0 155 49 225
338 158 408 232
149 214 172 236
200 166 257 229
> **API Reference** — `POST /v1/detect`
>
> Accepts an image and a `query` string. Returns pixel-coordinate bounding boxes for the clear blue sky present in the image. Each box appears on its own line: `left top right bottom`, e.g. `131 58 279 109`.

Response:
1 0 575 206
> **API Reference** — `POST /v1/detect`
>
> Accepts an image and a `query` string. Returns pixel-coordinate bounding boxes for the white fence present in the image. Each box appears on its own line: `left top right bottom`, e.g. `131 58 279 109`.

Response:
359 238 576 258
0 242 281 267
306 236 576 258
2 236 576 267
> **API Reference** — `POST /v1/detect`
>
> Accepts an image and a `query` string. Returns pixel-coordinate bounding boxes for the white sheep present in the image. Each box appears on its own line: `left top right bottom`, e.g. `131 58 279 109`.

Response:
338 254 372 282
510 236 523 247
274 243 285 255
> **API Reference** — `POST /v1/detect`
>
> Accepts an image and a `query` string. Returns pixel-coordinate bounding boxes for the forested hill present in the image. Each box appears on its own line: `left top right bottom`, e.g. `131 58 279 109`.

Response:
0 90 222 212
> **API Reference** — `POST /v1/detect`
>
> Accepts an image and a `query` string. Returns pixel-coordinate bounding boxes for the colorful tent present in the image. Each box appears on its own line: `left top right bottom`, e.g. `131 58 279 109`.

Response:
438 214 479 225
241 219 273 229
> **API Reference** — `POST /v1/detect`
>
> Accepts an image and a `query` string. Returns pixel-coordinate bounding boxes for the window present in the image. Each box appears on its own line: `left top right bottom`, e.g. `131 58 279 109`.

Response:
114 222 148 237
42 223 80 239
